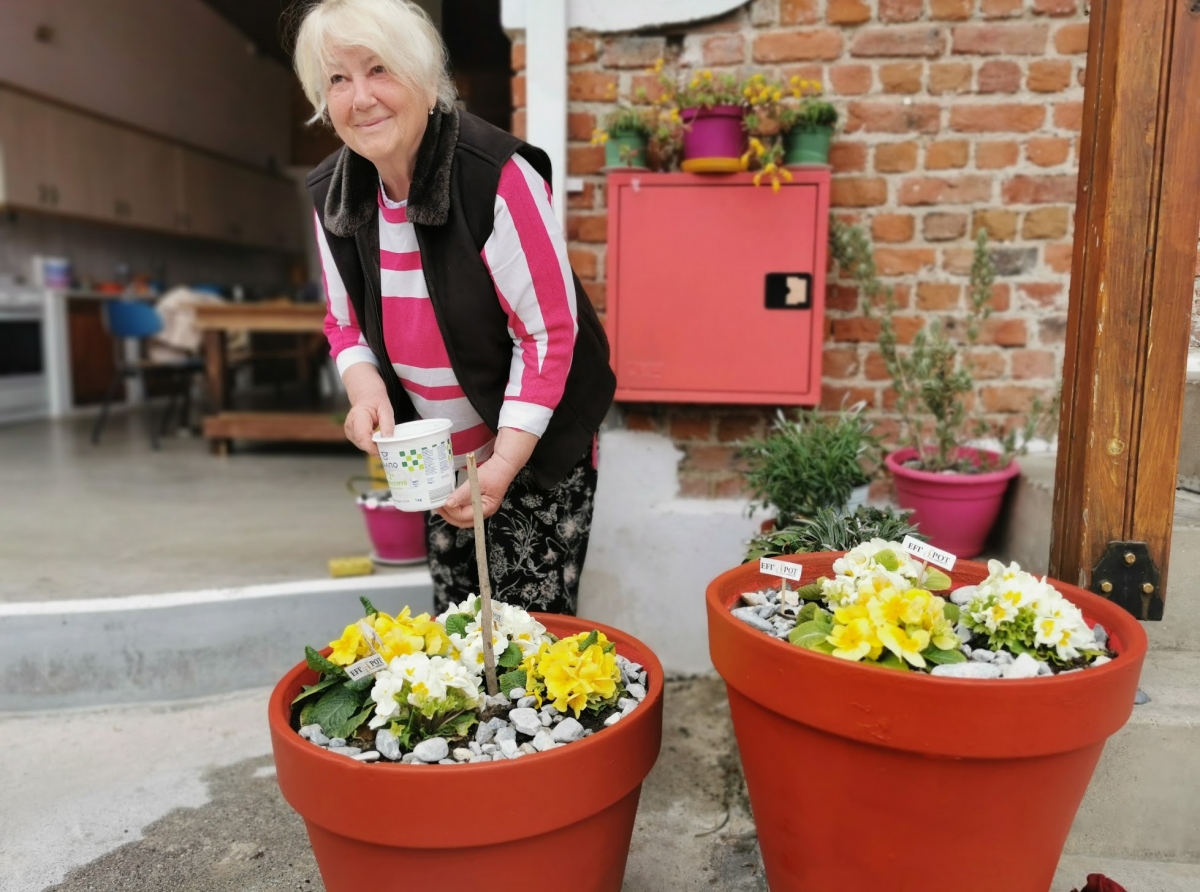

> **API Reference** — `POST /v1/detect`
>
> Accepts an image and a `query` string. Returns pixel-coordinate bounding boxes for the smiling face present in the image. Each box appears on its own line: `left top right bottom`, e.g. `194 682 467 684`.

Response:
324 44 431 173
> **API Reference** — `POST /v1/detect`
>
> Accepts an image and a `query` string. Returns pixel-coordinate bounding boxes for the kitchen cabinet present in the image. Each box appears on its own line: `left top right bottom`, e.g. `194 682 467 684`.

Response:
0 86 302 252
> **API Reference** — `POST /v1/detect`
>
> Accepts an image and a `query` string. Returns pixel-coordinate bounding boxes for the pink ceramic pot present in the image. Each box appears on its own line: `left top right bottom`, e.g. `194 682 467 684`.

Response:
359 501 428 564
886 447 1019 558
681 105 745 160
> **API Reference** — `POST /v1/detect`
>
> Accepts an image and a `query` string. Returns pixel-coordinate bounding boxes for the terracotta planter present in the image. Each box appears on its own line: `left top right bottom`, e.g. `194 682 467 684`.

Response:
886 446 1020 558
269 615 663 892
707 553 1146 892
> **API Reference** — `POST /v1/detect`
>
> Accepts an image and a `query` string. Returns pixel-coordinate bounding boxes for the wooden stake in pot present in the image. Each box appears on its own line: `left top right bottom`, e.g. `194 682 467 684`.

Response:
466 452 499 697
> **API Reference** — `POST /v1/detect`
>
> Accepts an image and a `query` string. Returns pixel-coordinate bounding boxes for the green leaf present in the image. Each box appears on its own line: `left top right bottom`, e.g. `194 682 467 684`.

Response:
499 669 527 695
299 699 320 727
877 652 910 671
796 602 831 625
346 672 377 693
788 619 833 650
925 647 967 665
328 701 376 740
875 548 900 572
305 646 346 678
795 582 825 602
291 676 342 707
942 603 960 624
924 568 952 592
307 683 362 733
497 641 523 668
577 631 599 653
601 641 616 654
444 613 473 637
359 595 378 616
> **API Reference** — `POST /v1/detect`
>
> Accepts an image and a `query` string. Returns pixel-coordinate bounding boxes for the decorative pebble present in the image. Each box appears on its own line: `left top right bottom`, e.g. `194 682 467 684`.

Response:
1000 653 1041 679
468 742 482 756
931 662 1003 679
780 589 800 609
413 738 450 763
484 694 510 710
481 743 498 754
470 754 491 763
328 745 362 757
950 585 977 606
1091 655 1112 667
475 723 495 745
328 738 347 748
638 671 647 686
1093 624 1109 649
298 725 322 740
755 604 778 620
508 707 542 737
438 759 457 765
1134 689 1151 705
731 607 775 633
308 730 330 747
541 705 559 718
401 752 419 764
603 712 623 727
495 726 516 743
508 687 527 700
970 650 995 663
626 683 646 700
1036 661 1054 676
992 652 1014 666
375 728 402 761
486 716 508 731
539 711 552 727
516 695 538 709
552 717 584 743
741 591 769 607
452 747 473 762
618 697 638 715
498 738 520 758
518 742 538 756
552 715 563 724
582 729 594 738
531 729 557 752
351 751 380 762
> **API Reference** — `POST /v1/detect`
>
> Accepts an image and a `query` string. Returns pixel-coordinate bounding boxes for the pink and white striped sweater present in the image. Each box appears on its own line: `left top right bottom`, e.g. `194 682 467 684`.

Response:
317 154 577 467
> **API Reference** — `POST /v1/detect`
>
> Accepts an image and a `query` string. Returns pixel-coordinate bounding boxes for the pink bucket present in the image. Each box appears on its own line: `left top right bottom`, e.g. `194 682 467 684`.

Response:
358 500 428 565
886 447 1020 559
681 105 746 160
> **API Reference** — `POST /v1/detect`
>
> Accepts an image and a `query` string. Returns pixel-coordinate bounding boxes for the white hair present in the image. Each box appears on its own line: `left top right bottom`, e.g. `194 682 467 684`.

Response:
293 0 457 125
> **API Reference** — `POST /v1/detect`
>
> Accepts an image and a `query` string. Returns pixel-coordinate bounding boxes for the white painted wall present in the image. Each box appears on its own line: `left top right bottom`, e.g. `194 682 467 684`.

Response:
0 0 292 168
579 430 761 674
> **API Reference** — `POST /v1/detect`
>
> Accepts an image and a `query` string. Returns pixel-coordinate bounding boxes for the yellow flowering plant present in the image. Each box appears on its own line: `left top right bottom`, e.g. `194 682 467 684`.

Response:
504 630 623 718
786 541 965 672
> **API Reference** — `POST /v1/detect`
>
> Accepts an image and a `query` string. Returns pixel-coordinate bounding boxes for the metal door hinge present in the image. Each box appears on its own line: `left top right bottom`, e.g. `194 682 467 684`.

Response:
1091 541 1163 620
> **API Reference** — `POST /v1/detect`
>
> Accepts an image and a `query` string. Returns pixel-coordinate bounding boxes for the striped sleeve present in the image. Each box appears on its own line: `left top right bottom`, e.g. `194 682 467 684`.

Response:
482 154 578 438
315 211 379 376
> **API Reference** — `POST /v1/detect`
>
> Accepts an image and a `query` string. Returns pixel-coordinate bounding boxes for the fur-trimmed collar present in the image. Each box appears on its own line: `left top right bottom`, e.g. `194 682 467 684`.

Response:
323 106 461 237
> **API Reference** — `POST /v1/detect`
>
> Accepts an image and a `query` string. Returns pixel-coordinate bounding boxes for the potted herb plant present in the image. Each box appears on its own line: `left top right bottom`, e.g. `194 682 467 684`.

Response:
592 104 651 170
707 542 1147 892
739 403 880 530
829 220 1056 557
270 595 663 892
743 504 922 562
640 63 745 170
780 76 838 166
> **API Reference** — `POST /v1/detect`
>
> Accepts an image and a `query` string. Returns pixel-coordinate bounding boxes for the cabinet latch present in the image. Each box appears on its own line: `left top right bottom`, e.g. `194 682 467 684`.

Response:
1090 541 1163 620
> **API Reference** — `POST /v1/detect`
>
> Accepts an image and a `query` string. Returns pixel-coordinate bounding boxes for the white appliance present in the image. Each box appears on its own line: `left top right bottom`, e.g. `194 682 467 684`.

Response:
0 285 54 424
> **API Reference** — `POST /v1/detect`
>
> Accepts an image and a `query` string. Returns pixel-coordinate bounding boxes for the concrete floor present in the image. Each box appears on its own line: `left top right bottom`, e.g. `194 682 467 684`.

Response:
3 676 1193 892
0 415 387 601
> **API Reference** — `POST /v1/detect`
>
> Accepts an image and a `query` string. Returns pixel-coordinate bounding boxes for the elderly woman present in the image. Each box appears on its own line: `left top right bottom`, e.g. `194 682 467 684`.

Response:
294 0 614 615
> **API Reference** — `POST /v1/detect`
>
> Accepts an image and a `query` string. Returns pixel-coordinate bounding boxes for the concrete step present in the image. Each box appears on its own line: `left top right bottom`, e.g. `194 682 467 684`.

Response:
994 454 1200 652
1065 648 1200 862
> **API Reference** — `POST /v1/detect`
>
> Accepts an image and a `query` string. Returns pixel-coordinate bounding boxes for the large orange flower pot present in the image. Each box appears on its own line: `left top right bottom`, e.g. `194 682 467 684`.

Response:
269 615 663 892
707 553 1147 892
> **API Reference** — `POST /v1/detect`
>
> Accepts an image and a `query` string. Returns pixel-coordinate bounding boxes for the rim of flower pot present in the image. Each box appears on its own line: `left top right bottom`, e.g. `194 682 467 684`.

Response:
269 613 664 849
706 553 1147 760
886 446 1021 484
680 104 744 120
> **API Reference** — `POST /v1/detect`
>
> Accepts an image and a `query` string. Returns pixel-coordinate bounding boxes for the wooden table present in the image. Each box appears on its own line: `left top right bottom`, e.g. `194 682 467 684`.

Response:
195 302 344 453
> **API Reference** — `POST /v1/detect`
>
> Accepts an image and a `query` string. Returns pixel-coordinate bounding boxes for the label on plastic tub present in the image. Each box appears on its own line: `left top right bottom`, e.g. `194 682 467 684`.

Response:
759 558 803 582
902 536 957 571
345 653 387 681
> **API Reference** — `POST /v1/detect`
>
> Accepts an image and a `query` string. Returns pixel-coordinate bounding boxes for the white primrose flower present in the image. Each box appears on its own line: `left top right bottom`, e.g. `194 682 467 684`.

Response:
971 596 1018 633
428 654 482 706
495 602 550 656
436 593 481 625
368 668 409 728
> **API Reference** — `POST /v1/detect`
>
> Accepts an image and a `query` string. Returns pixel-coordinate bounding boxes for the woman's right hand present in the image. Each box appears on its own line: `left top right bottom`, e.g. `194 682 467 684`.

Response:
341 362 394 456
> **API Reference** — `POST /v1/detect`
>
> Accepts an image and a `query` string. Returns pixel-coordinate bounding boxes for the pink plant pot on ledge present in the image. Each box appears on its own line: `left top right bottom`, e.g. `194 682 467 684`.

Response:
681 105 745 161
886 447 1020 558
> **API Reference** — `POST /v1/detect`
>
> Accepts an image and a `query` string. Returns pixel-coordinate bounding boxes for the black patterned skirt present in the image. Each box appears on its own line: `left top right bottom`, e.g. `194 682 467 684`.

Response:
425 450 597 616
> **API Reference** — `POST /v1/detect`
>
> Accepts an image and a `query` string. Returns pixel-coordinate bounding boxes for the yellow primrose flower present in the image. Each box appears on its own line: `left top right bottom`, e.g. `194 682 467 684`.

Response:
900 589 932 625
752 171 763 188
827 618 875 662
789 75 800 84
877 623 931 668
782 168 793 182
772 89 783 101
591 129 609 145
866 588 908 628
834 603 870 626
530 632 621 718
927 616 960 651
328 623 366 665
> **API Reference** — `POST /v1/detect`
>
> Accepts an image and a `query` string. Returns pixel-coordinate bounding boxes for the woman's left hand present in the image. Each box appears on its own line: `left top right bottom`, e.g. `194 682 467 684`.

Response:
434 428 539 529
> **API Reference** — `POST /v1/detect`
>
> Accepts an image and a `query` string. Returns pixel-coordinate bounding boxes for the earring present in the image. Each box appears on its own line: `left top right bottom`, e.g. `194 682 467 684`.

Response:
428 106 435 115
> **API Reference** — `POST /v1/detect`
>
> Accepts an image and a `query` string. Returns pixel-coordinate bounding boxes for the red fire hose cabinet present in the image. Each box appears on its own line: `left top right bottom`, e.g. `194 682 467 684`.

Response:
603 169 831 405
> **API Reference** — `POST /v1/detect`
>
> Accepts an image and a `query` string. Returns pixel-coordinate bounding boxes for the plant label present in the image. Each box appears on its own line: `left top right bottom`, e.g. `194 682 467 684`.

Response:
759 558 803 582
902 536 957 571
345 653 387 681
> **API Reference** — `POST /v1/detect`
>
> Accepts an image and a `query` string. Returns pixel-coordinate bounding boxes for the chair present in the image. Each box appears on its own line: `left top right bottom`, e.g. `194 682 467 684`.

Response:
90 299 206 450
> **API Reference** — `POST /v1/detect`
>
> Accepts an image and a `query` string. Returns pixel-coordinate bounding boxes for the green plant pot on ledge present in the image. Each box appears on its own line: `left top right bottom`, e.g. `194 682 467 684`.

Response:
784 126 834 166
604 129 648 170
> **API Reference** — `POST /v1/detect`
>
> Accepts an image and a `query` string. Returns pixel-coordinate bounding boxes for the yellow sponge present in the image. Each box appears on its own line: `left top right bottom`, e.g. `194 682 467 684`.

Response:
328 556 375 578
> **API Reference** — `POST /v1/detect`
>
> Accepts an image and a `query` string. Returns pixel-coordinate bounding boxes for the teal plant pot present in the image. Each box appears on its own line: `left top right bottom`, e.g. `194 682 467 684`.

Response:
784 126 834 166
604 130 648 169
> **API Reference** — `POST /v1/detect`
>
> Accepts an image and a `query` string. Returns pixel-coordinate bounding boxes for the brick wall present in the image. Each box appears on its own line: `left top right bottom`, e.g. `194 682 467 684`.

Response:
510 1 1200 497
